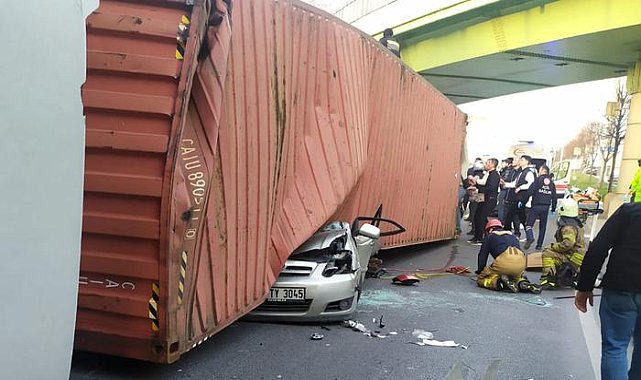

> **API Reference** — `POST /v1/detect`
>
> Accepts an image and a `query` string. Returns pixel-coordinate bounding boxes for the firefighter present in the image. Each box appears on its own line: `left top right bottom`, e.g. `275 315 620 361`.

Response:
475 219 541 293
539 198 586 289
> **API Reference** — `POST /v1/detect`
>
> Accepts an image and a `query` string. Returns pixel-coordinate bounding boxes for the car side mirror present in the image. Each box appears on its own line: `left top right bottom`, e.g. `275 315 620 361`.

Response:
357 223 380 240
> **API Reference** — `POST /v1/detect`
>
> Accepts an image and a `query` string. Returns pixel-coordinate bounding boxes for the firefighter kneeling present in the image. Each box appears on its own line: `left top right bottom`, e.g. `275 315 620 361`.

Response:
475 219 541 293
539 198 586 290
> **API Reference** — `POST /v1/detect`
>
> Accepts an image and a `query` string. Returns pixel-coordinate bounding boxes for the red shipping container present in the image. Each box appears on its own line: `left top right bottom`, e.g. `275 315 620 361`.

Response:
76 0 465 363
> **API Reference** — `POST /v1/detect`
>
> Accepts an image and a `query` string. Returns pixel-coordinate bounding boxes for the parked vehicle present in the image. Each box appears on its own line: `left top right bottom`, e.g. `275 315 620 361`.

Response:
508 142 551 169
249 216 404 322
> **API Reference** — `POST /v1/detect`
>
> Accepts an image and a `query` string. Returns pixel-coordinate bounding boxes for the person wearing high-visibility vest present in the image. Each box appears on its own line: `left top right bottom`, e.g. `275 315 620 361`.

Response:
629 158 641 202
539 198 586 289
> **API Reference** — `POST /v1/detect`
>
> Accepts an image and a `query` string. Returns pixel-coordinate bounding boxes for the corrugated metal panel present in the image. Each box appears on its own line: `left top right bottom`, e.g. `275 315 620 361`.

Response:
331 60 467 247
77 0 205 363
177 0 464 352
75 0 464 363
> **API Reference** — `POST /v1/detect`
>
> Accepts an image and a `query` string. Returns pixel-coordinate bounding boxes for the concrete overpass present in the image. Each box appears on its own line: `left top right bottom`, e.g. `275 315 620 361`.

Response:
388 0 640 105
381 0 641 211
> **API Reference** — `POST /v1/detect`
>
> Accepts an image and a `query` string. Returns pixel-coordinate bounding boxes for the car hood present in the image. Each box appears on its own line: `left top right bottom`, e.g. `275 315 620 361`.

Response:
292 229 348 255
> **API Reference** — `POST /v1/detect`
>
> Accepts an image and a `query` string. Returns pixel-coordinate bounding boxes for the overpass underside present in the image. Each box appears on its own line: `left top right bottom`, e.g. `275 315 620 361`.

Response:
396 0 641 104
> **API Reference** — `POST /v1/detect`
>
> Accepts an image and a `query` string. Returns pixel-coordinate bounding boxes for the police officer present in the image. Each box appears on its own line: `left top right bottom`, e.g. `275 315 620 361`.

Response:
540 198 586 289
502 155 537 239
475 219 541 293
524 165 557 250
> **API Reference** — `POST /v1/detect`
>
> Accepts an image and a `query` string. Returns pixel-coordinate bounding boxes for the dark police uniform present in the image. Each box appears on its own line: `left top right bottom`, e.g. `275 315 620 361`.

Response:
525 174 557 249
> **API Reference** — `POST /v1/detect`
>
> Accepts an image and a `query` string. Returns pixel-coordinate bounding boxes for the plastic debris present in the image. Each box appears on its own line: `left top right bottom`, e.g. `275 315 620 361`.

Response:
412 329 434 340
343 320 388 338
525 296 551 307
310 333 324 340
392 274 421 285
389 332 398 335
422 339 459 347
410 329 465 348
379 315 386 328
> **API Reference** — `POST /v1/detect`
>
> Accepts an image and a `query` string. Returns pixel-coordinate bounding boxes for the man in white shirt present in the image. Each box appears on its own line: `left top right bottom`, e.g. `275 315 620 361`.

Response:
501 155 536 239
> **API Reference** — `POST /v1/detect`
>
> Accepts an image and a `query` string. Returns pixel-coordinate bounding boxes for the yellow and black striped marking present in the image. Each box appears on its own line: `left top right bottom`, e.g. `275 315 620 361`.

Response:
176 15 190 60
149 282 160 332
178 251 187 304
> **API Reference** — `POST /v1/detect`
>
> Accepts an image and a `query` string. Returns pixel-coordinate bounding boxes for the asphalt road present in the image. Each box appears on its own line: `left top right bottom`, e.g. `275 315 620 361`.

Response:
71 215 601 380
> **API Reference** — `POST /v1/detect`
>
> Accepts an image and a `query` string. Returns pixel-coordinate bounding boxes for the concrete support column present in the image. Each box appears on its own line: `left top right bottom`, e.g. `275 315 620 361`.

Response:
608 60 641 215
619 61 641 192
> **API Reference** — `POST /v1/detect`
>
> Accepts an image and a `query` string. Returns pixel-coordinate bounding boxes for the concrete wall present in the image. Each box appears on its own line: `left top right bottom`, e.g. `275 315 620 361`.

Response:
0 0 97 378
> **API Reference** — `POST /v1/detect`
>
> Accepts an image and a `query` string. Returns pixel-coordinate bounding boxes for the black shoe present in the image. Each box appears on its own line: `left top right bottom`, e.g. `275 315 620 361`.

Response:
540 277 557 290
523 239 534 250
518 281 542 294
535 246 542 251
497 277 518 293
467 239 482 246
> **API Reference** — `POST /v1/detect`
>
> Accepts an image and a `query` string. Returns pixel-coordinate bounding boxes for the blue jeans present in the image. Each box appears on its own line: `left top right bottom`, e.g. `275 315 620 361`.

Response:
497 189 508 221
456 186 465 232
600 289 641 380
525 204 549 248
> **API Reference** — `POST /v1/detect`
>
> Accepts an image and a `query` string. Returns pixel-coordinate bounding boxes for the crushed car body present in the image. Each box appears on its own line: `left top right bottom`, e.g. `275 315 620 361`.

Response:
249 216 404 322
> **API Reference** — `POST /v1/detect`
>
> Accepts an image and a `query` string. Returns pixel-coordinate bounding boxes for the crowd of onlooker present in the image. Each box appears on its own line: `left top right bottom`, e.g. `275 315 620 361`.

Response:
457 155 557 250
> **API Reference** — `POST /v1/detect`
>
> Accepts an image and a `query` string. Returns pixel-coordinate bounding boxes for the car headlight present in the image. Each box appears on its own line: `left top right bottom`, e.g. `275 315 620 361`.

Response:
322 250 353 277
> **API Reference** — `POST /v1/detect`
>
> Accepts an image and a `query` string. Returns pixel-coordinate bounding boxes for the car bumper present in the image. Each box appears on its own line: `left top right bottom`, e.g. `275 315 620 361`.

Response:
247 274 358 322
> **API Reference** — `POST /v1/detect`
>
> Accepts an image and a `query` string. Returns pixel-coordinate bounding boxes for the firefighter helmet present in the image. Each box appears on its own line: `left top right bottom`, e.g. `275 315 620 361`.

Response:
558 198 579 218
484 219 504 232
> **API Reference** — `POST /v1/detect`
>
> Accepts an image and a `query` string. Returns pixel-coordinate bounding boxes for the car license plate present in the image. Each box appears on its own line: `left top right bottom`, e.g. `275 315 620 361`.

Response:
268 287 305 302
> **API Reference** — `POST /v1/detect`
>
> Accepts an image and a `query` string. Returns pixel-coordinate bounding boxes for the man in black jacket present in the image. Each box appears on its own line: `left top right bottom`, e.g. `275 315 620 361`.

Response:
524 165 557 250
575 203 641 380
497 158 514 221
469 158 501 244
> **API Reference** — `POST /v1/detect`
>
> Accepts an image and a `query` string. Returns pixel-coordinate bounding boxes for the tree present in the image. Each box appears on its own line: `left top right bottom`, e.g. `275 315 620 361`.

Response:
559 122 602 170
579 122 601 170
601 82 631 192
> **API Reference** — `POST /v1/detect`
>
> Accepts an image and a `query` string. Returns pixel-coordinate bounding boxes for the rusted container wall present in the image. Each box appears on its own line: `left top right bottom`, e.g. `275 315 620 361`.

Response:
178 0 465 354
173 0 372 354
76 0 464 363
331 60 467 247
77 0 208 363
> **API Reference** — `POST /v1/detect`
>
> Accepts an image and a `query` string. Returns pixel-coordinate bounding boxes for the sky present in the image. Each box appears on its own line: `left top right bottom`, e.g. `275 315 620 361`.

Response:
459 77 625 161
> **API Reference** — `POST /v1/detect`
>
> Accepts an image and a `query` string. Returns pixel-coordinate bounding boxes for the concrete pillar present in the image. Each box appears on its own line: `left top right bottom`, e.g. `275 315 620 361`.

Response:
0 1 98 379
608 60 641 216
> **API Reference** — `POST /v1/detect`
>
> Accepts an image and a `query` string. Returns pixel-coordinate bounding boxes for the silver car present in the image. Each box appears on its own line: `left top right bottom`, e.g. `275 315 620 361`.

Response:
249 214 404 322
